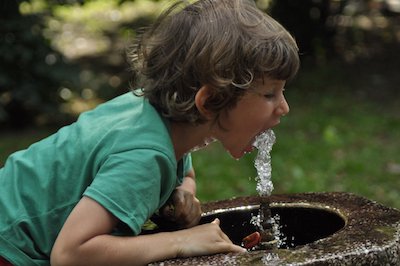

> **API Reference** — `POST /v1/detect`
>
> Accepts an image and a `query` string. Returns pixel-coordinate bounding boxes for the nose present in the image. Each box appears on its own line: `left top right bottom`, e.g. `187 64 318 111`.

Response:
276 96 290 116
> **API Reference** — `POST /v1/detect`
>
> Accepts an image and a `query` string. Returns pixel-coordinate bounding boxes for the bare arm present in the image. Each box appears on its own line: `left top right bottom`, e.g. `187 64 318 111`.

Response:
51 196 245 266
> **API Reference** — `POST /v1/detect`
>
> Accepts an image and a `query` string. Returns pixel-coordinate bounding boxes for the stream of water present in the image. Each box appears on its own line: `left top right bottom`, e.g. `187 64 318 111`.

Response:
253 129 276 196
252 129 279 249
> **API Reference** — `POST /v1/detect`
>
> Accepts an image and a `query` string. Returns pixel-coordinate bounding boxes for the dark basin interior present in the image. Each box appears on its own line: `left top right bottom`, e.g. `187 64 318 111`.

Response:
199 205 346 249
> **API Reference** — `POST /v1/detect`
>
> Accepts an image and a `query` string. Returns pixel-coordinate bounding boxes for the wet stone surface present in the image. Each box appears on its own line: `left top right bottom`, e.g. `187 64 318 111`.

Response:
150 192 400 266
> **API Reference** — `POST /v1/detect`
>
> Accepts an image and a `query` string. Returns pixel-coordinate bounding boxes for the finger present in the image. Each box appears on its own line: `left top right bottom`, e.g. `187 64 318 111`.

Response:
186 199 202 227
211 218 220 225
175 200 192 225
161 203 175 220
174 190 192 220
192 209 202 226
173 194 185 217
230 244 247 253
213 241 247 254
186 212 201 228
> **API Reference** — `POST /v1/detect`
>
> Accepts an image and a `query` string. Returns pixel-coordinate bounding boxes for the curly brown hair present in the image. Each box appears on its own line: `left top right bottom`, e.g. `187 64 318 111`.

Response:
130 0 299 125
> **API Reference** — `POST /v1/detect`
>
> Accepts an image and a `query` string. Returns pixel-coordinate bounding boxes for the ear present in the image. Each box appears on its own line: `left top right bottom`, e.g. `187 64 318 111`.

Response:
195 85 214 120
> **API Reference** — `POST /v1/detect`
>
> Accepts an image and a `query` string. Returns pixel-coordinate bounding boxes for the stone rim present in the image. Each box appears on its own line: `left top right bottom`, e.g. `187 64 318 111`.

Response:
152 192 400 265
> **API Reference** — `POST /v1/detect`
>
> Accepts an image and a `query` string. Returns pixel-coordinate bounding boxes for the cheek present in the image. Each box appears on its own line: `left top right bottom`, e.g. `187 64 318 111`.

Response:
232 109 265 135
245 101 273 121
223 96 272 130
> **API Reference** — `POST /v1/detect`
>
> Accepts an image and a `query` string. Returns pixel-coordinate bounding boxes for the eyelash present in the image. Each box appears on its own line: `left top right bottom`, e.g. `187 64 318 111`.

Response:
264 93 275 99
264 88 285 99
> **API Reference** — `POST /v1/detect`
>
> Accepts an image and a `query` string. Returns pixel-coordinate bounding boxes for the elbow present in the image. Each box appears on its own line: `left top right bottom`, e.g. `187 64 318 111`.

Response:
50 246 77 266
50 252 67 266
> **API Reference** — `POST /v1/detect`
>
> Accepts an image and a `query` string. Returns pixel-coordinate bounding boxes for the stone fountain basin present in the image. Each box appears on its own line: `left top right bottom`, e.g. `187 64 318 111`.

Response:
151 192 400 265
199 202 345 249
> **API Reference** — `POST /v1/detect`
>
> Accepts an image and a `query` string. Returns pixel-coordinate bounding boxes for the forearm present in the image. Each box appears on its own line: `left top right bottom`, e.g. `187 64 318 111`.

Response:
52 231 179 266
52 222 246 266
51 201 246 266
51 197 182 266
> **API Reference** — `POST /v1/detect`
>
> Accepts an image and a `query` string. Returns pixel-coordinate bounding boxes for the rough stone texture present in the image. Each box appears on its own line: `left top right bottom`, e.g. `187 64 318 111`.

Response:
150 192 400 265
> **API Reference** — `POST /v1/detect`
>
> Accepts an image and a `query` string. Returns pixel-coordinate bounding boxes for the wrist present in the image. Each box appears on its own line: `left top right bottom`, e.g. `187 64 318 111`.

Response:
168 230 186 259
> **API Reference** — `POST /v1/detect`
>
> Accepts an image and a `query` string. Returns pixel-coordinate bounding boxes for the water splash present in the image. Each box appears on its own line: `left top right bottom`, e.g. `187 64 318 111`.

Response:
253 129 276 196
252 129 279 250
189 137 216 152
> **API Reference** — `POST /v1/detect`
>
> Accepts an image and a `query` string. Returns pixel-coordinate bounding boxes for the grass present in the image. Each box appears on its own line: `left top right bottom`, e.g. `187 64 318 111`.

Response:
1 63 399 209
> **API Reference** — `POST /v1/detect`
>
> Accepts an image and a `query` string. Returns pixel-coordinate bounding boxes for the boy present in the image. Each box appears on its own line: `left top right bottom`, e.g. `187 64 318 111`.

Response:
0 0 299 265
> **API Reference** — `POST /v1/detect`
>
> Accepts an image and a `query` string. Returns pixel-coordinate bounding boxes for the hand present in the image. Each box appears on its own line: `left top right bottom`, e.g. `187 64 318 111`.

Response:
160 188 202 228
175 218 247 258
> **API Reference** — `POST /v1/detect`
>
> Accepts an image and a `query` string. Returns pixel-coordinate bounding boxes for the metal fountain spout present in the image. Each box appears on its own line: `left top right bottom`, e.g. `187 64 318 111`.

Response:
259 196 277 249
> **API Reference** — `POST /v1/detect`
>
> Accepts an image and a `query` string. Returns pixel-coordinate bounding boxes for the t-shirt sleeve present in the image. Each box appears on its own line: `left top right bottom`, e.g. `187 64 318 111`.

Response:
83 148 175 235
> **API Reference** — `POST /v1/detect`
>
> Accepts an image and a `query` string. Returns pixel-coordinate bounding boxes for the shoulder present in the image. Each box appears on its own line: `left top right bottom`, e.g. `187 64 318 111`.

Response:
77 92 175 160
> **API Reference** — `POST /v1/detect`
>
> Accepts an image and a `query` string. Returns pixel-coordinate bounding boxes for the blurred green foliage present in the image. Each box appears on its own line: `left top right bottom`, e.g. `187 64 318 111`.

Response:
0 4 80 127
0 0 163 129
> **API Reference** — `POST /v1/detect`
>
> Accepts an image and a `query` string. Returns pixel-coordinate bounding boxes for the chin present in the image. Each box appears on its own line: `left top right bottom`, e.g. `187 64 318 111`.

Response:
228 150 245 160
223 143 248 160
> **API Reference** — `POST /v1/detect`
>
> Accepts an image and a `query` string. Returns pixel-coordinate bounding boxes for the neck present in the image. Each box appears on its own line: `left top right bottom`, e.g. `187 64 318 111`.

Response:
169 121 213 161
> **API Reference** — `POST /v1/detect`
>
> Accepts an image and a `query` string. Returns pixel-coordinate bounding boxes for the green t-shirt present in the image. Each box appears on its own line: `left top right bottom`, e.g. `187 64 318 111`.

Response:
0 92 192 266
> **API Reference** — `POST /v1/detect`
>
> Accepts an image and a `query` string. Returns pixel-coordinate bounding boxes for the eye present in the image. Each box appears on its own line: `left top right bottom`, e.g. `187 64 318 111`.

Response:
264 87 285 99
263 93 275 99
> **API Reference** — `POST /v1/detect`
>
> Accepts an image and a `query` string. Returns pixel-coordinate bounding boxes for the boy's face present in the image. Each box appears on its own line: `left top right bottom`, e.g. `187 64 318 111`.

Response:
213 78 288 159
